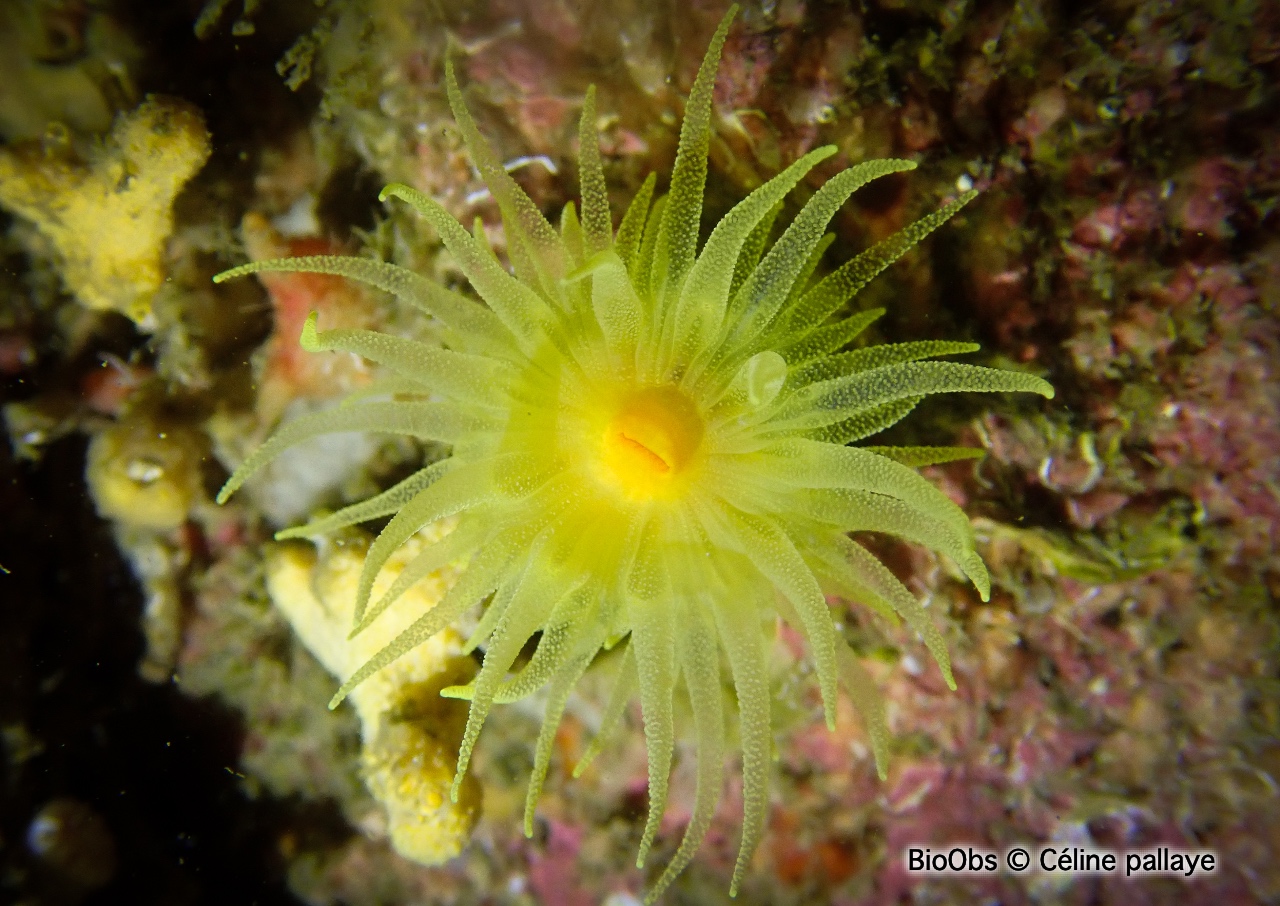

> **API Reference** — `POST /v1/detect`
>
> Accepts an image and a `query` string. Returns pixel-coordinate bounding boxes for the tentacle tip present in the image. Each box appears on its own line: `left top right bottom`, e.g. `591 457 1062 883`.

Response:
440 684 473 700
214 485 234 505
211 269 235 284
944 671 958 692
379 182 409 204
346 609 370 636
327 690 349 710
299 310 320 350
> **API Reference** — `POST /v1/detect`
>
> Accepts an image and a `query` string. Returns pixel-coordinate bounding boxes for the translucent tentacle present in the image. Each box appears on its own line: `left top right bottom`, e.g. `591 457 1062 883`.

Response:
722 159 918 352
697 502 839 730
644 603 724 904
711 588 771 896
835 641 890 780
560 200 584 266
444 55 568 292
778 308 885 366
328 540 511 708
522 619 607 836
781 189 979 338
574 644 636 777
450 568 569 801
631 194 667 310
299 311 515 407
494 585 594 703
789 340 981 388
275 460 451 541
379 184 561 351
213 255 515 355
805 397 921 446
729 200 781 299
354 460 500 620
460 574 519 655
628 556 677 867
833 534 956 689
669 146 836 371
863 446 984 467
591 251 644 369
649 6 737 308
577 85 612 256
771 361 1055 433
615 173 656 275
758 440 976 562
784 231 836 309
800 487 991 596
354 516 487 633
336 375 432 404
216 401 485 504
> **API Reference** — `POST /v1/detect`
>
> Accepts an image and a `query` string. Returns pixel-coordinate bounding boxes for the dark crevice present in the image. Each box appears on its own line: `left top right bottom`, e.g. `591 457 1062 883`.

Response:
0 435 301 906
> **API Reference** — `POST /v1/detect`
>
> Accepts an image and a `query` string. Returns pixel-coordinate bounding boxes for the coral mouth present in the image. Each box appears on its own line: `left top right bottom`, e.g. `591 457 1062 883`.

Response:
600 385 704 497
615 432 671 474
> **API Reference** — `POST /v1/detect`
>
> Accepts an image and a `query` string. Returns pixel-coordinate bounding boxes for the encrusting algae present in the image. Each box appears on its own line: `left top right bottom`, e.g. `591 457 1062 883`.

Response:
215 7 1053 900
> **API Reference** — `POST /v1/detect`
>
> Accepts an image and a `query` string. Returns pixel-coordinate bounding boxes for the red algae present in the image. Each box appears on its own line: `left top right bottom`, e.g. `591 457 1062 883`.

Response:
7 0 1278 904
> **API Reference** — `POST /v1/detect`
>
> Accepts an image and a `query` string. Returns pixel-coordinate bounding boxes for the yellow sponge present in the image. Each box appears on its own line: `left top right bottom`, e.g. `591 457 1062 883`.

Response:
265 526 481 865
0 96 210 324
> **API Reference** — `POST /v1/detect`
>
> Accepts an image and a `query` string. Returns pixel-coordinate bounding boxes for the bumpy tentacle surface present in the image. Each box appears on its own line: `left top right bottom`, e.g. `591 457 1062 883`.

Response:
215 5 1053 901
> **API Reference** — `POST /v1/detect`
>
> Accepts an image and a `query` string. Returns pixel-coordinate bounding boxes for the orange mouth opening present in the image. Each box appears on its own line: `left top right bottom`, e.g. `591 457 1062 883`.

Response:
600 386 703 498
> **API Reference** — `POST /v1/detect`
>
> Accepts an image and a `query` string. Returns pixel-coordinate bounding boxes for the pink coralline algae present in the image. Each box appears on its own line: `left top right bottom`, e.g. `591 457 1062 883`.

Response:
527 820 595 906
19 1 1277 905
1169 157 1251 241
1069 187 1164 252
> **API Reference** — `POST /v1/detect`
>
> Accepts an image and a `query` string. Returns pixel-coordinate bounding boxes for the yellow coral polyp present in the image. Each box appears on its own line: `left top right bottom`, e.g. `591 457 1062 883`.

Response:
600 386 704 498
214 6 1053 901
86 421 205 532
